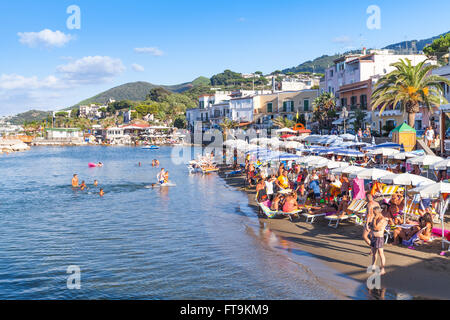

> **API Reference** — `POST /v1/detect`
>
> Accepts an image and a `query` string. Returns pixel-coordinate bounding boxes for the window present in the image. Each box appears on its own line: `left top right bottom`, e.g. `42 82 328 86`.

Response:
267 102 273 113
283 101 287 112
360 94 368 110
350 96 357 110
341 98 347 107
199 101 205 109
304 99 309 112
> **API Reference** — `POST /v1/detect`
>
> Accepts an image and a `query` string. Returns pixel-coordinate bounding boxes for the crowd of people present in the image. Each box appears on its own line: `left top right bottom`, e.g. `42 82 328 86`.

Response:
243 153 442 275
71 174 104 196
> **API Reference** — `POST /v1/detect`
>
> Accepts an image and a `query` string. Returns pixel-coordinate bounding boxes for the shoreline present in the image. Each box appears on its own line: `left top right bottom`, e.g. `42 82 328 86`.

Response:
218 168 450 300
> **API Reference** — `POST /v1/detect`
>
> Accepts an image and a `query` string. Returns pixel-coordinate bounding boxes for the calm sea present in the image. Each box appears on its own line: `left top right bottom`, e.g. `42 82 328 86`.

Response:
0 146 368 299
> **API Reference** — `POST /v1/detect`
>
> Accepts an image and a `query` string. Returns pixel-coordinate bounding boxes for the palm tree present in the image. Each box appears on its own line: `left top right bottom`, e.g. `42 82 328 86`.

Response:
372 58 450 127
219 118 239 141
272 116 295 129
312 92 336 133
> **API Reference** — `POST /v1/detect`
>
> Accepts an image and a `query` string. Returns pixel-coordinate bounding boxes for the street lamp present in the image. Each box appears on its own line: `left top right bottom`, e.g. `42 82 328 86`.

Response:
341 107 349 134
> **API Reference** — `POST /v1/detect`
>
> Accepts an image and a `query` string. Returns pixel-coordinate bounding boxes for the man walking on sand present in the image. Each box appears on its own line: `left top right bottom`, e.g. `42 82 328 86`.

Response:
370 207 388 276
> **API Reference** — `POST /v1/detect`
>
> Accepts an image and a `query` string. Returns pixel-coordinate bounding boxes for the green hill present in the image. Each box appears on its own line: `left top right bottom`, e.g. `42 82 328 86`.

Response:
74 81 196 107
383 30 450 52
9 110 52 125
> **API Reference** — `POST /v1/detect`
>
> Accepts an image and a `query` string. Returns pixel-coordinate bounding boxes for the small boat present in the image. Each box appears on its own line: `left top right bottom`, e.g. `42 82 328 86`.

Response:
142 145 160 150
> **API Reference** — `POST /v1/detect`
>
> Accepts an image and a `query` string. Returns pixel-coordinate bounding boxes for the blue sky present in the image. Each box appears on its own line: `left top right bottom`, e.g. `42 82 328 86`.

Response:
0 0 449 116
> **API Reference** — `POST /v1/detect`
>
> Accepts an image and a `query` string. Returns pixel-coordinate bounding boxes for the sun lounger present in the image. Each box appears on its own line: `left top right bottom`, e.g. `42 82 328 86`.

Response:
325 214 353 228
257 203 302 220
302 212 335 224
348 199 368 214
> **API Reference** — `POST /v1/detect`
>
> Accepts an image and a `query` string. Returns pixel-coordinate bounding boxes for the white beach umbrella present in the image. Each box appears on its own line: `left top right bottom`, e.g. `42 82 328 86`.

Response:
350 168 391 180
388 152 421 160
307 158 330 169
430 159 450 170
407 155 444 166
340 134 356 141
379 173 435 187
276 128 296 134
410 182 450 199
285 141 302 149
333 165 364 175
326 161 350 170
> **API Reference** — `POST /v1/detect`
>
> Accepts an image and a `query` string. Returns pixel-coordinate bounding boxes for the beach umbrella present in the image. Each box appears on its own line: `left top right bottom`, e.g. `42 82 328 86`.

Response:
276 128 296 134
364 142 403 150
340 133 356 141
307 158 330 169
379 173 435 187
333 165 364 175
410 182 450 199
350 168 391 180
285 141 302 149
406 155 444 166
335 149 365 158
430 159 450 171
367 148 400 157
326 161 350 170
388 151 423 160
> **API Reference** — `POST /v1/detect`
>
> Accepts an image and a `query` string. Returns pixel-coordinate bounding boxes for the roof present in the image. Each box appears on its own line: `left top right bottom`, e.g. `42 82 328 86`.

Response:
120 123 150 129
391 123 416 133
46 128 81 132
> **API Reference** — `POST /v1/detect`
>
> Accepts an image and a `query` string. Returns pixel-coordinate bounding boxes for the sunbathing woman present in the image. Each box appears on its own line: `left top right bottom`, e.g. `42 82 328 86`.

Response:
393 223 421 245
307 199 338 216
418 213 434 242
282 193 302 213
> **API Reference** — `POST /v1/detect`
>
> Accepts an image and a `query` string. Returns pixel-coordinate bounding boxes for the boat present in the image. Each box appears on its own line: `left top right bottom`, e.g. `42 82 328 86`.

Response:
142 145 160 150
187 157 219 174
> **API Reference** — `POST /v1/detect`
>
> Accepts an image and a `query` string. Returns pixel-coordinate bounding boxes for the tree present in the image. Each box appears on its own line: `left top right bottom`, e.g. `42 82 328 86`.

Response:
312 92 337 133
352 109 367 131
423 33 450 63
174 117 186 129
272 117 295 129
146 87 172 102
372 58 450 127
219 118 239 141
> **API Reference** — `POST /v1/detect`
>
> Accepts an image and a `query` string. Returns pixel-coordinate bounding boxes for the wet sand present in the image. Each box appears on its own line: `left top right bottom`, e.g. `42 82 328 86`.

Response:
219 169 450 300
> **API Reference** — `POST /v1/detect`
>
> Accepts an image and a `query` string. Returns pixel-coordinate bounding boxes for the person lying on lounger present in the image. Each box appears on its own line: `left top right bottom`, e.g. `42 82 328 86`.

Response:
270 194 282 211
307 199 339 216
336 194 350 218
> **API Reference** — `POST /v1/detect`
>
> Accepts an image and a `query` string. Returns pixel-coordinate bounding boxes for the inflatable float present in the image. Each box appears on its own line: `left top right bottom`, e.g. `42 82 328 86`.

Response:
88 163 97 168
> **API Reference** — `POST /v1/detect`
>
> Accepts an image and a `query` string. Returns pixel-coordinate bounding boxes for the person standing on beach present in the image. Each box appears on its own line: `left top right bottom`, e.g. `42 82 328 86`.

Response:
370 207 388 276
72 174 79 188
363 194 380 247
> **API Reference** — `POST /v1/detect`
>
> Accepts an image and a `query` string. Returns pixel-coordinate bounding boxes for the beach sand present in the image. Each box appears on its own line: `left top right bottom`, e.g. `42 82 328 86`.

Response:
219 169 450 300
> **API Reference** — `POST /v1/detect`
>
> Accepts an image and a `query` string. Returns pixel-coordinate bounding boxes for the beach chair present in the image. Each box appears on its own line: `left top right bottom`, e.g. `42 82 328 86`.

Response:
302 211 334 224
325 214 353 228
257 203 302 221
380 185 399 197
402 227 427 247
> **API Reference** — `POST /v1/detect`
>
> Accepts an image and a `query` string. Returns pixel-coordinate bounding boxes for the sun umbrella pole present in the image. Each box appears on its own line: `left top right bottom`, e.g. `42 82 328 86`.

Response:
404 185 407 224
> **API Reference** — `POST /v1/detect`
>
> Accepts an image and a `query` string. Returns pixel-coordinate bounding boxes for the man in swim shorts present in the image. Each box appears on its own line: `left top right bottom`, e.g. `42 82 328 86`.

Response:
370 207 388 275
72 174 79 188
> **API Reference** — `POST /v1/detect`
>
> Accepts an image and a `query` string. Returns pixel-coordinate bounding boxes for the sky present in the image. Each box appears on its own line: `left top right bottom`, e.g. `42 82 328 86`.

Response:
0 0 449 116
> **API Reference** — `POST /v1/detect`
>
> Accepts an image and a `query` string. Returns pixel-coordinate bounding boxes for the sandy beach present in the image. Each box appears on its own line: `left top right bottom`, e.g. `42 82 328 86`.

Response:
219 169 450 300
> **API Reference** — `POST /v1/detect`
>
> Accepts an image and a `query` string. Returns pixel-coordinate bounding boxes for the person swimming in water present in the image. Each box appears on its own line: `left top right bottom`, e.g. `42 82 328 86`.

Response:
97 162 103 167
80 181 87 191
72 174 79 188
93 180 98 187
99 188 105 197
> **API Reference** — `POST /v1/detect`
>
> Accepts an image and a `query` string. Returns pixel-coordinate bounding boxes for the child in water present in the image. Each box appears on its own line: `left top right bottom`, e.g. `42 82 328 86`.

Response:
80 181 87 191
99 189 105 197
93 180 98 187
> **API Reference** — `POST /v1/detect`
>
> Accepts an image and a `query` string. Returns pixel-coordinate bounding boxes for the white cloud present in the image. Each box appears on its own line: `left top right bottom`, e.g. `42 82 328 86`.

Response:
0 74 62 90
332 36 352 44
238 17 246 22
132 63 145 72
134 47 164 56
18 29 73 48
57 56 126 83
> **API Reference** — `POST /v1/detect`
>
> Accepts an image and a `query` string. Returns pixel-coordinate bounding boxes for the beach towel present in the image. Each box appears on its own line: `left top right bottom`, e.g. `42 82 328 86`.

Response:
352 178 366 200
